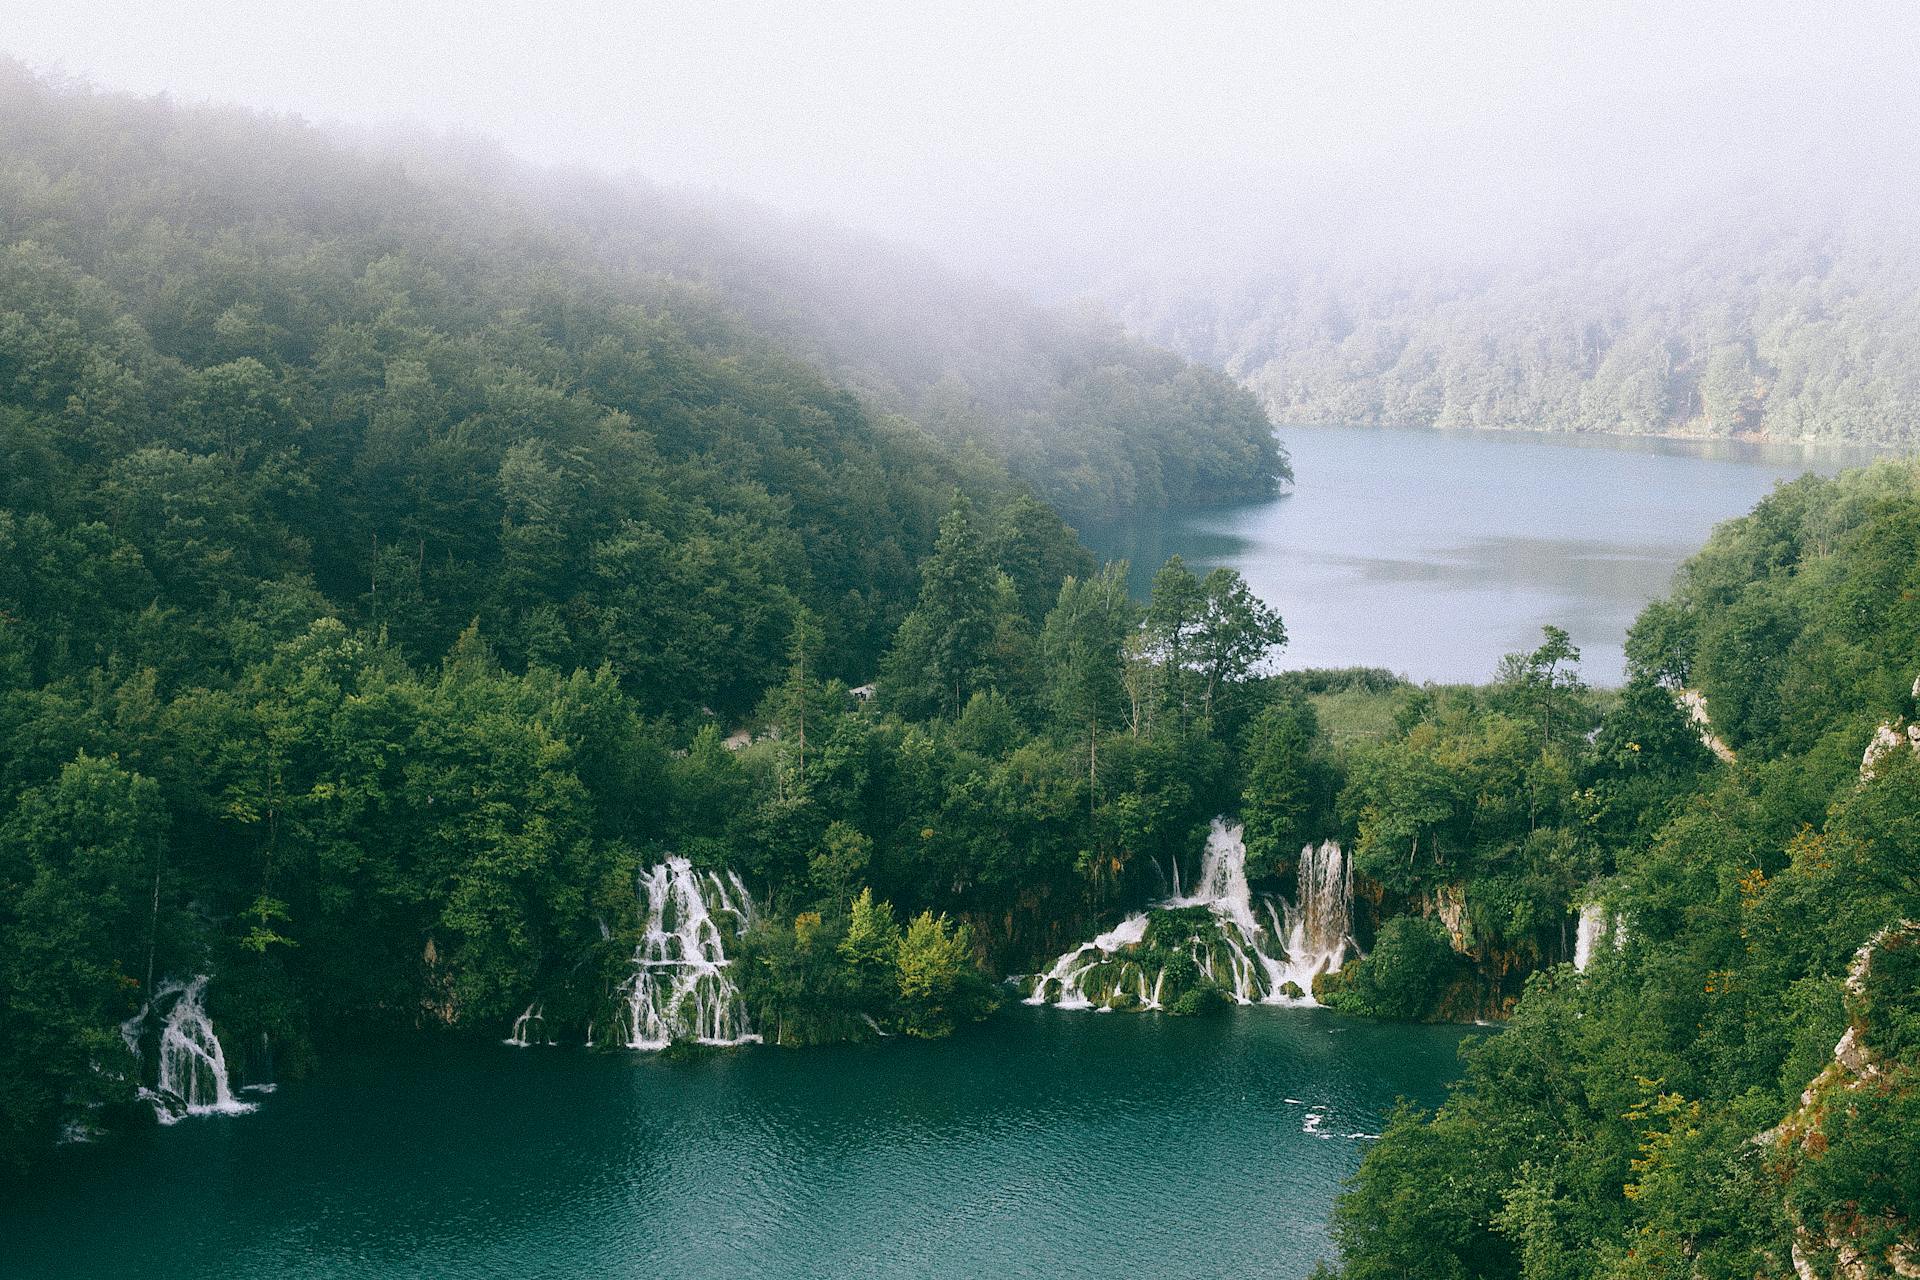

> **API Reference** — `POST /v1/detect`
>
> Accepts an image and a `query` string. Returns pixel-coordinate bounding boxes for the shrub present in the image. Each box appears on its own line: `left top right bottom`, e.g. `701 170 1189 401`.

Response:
1318 917 1461 1021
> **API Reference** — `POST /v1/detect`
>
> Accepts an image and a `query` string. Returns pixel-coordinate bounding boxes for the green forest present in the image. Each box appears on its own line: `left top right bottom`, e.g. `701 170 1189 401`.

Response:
1322 462 1920 1279
0 63 1282 1160
1110 212 1920 447
555 177 1291 517
3 61 1919 1280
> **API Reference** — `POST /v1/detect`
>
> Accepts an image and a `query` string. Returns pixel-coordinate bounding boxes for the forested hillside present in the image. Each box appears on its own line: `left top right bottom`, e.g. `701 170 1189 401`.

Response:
1321 460 1920 1280
539 180 1288 516
0 66 1010 707
1107 213 1920 447
0 65 1040 1153
7 69 1918 1271
0 66 1282 1163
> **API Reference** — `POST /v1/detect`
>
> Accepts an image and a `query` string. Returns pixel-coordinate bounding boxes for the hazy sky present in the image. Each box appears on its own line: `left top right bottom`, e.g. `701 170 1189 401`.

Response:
12 2 1920 284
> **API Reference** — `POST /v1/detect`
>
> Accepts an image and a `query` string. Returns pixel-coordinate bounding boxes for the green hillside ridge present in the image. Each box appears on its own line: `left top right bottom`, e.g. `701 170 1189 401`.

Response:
1107 214 1920 449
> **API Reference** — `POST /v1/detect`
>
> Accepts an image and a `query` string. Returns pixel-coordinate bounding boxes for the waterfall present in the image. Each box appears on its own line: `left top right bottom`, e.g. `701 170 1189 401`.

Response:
1573 904 1604 971
1027 819 1358 1012
1572 902 1626 971
1171 822 1265 939
610 857 760 1050
1023 914 1151 1009
123 976 254 1123
505 1002 553 1047
506 859 760 1050
1277 840 1357 996
1164 821 1290 1003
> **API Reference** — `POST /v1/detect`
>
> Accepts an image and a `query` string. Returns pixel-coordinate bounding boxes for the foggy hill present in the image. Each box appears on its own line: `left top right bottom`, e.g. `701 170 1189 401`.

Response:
471 163 1289 519
1097 204 1920 448
0 64 1285 527
0 62 1084 708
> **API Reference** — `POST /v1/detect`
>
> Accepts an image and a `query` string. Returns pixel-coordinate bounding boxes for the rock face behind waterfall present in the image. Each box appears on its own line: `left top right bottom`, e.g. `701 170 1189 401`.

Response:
120 976 254 1123
1025 819 1358 1012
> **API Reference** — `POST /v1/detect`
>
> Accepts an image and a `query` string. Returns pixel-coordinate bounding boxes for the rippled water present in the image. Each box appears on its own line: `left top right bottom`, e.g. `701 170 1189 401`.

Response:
7 1006 1477 1279
1084 424 1885 683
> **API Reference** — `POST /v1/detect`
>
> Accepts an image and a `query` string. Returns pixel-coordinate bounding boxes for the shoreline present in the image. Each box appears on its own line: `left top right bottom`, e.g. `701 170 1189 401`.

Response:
1271 417 1910 459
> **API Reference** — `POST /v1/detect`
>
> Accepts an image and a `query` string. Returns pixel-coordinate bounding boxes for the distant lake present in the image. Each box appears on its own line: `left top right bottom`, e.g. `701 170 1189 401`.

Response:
1082 424 1887 684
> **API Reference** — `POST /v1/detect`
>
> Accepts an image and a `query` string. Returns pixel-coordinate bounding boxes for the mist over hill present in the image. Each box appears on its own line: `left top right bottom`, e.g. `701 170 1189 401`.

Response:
1096 202 1920 448
521 175 1289 516
4 18 1920 1277
1 64 1285 529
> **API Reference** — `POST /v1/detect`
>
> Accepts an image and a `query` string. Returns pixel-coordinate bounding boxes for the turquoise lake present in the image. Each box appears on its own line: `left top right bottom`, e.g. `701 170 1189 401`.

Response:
5 1006 1477 1279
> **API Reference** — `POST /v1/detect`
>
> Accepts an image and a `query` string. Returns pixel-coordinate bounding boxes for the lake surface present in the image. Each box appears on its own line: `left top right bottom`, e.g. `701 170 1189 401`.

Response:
1084 424 1884 683
6 1006 1476 1279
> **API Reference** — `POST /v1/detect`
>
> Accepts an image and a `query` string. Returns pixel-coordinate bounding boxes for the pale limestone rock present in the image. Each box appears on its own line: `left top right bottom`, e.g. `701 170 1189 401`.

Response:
1677 688 1737 764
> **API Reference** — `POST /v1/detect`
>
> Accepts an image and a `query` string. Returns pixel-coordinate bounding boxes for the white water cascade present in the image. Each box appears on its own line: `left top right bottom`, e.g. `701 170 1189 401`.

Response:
1025 914 1153 1010
1269 837 1358 999
611 858 760 1050
505 1002 554 1047
1573 904 1604 971
1572 903 1626 972
122 976 255 1123
1027 819 1359 1011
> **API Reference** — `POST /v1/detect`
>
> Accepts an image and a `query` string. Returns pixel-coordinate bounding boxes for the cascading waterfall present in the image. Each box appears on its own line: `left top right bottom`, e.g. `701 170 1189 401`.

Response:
1572 902 1626 971
1024 914 1151 1009
1573 904 1604 971
610 857 760 1050
505 1002 553 1047
1027 819 1358 1011
1165 822 1287 1003
122 976 254 1123
1272 838 1358 999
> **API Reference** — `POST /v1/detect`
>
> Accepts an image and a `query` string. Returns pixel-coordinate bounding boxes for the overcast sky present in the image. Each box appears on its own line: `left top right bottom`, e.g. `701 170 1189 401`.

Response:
11 2 1920 285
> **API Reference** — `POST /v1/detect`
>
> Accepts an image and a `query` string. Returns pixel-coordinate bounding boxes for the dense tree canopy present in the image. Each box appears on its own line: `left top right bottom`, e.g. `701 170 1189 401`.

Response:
4 70 1915 1268
0 65 1287 1167
1319 461 1920 1280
